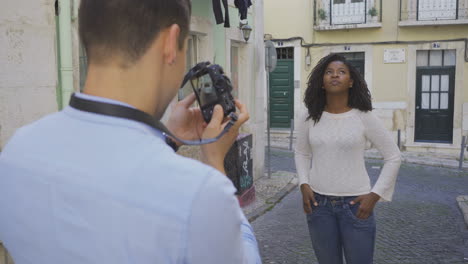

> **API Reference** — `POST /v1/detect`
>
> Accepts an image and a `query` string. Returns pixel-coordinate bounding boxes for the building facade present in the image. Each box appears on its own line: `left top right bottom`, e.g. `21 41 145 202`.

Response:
0 0 59 151
265 0 468 156
0 0 267 180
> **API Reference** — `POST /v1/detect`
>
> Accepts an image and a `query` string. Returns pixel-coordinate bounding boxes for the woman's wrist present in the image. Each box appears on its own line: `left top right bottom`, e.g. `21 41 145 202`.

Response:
369 192 381 201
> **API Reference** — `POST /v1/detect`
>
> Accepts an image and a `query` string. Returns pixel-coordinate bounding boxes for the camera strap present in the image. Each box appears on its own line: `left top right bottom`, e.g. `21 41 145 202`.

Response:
69 93 238 150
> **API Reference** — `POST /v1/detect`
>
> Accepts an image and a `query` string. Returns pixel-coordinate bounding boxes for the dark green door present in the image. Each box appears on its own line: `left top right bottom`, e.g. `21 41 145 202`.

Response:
415 67 455 143
269 59 294 128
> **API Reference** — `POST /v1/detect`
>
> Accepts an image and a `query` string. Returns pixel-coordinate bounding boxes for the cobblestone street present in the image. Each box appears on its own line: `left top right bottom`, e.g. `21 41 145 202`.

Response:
255 148 468 264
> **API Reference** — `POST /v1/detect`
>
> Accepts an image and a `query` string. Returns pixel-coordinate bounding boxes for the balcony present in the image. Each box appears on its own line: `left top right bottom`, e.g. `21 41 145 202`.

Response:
313 0 382 31
399 0 468 26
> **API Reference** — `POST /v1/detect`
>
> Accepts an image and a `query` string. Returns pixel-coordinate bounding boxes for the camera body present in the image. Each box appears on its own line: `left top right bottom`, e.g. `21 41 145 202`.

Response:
181 62 236 123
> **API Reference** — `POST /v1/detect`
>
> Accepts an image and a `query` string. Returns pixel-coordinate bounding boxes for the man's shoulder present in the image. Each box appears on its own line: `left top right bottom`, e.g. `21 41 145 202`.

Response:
1 111 64 153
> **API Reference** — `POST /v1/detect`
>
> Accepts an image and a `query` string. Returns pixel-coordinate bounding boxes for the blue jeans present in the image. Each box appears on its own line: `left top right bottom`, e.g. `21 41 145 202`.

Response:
306 193 376 264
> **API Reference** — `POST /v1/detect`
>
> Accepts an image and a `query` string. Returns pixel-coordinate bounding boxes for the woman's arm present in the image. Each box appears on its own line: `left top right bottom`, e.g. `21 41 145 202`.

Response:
361 111 402 202
294 111 318 213
294 111 313 187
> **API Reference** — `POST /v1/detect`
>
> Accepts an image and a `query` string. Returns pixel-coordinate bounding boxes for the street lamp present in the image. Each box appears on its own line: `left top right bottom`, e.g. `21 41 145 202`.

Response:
240 23 252 42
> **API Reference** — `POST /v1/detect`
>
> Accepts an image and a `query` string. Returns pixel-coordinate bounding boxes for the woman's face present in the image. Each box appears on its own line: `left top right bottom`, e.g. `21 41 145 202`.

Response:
322 61 354 95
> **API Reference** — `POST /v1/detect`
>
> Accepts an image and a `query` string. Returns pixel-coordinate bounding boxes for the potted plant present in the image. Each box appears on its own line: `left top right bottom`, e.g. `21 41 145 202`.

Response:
368 7 378 22
317 8 328 24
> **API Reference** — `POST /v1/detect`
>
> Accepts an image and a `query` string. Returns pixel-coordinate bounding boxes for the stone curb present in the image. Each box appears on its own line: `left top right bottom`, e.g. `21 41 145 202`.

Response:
246 183 297 223
456 196 468 229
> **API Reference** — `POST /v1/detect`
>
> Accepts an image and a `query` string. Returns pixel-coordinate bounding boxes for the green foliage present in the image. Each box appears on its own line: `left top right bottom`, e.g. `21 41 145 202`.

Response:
368 7 378 17
318 8 327 21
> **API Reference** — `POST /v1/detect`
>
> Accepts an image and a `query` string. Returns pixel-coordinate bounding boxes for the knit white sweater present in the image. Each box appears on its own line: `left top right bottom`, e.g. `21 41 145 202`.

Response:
294 109 401 201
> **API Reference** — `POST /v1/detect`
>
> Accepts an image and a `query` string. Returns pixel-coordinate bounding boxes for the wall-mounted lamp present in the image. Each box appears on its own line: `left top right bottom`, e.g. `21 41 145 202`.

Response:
240 23 252 42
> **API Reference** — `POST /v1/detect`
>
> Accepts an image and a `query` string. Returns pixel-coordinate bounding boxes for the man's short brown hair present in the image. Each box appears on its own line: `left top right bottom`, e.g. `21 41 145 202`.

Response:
79 0 191 65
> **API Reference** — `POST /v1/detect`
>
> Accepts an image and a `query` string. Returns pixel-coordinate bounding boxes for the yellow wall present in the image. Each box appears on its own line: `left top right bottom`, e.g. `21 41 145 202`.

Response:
313 0 398 44
371 45 408 102
398 26 468 42
264 0 313 42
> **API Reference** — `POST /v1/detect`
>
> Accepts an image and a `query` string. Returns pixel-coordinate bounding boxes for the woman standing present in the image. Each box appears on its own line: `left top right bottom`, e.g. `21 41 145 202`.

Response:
295 53 401 264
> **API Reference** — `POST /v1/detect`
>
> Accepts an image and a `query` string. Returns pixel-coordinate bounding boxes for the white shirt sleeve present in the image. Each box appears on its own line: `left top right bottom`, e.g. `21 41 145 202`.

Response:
185 170 261 264
361 111 402 201
294 111 313 186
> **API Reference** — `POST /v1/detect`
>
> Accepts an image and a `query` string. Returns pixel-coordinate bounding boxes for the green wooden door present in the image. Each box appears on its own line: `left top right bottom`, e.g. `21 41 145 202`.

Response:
269 60 294 128
415 67 455 143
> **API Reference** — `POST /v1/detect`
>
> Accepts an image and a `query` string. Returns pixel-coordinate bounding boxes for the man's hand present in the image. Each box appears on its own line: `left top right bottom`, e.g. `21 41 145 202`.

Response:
200 100 249 174
350 192 380 219
300 184 318 214
165 93 206 147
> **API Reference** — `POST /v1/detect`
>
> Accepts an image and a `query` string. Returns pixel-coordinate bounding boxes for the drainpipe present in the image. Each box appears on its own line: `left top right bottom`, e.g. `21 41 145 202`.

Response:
57 0 74 109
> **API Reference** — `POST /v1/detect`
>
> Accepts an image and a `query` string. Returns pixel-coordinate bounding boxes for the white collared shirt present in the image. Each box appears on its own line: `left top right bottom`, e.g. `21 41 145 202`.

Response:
0 93 261 264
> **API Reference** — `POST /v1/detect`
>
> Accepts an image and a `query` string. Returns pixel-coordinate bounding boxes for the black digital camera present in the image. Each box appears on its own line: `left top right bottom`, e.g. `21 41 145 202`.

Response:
181 62 236 123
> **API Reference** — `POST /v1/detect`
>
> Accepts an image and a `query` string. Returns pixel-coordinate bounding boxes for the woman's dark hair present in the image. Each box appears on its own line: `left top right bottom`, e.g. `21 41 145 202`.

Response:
79 0 191 66
304 53 372 123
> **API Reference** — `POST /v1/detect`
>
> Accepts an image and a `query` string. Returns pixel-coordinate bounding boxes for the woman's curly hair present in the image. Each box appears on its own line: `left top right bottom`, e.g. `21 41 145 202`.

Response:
304 53 372 123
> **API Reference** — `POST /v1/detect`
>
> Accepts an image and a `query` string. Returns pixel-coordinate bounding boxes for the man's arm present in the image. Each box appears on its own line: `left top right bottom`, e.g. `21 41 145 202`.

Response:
165 94 249 175
200 101 249 175
166 96 258 262
185 170 261 264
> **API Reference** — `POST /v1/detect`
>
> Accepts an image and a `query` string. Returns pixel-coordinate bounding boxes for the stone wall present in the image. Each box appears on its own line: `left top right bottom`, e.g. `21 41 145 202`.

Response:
0 0 58 149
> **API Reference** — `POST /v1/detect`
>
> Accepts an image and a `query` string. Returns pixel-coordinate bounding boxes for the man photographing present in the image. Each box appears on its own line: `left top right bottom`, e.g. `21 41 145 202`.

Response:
0 0 261 263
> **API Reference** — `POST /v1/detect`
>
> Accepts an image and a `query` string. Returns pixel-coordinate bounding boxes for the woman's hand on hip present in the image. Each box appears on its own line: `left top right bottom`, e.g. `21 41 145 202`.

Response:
300 184 318 214
350 192 380 219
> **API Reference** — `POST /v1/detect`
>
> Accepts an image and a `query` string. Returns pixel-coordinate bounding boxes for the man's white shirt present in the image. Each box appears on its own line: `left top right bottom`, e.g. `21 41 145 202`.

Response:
0 93 261 264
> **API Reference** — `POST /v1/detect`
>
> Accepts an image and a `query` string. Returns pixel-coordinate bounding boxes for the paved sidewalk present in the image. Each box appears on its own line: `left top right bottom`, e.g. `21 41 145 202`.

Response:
242 171 298 222
253 161 468 263
458 196 468 262
457 196 468 229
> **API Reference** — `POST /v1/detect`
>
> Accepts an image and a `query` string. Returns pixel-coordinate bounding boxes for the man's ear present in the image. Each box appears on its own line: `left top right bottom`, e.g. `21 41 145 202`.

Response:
163 24 181 65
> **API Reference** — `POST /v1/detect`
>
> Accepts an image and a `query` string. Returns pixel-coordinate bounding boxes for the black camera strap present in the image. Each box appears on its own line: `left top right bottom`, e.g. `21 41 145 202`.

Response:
69 93 238 151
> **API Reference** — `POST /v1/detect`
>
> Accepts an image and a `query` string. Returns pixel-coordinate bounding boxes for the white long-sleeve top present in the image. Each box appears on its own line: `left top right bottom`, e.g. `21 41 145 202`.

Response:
294 109 401 201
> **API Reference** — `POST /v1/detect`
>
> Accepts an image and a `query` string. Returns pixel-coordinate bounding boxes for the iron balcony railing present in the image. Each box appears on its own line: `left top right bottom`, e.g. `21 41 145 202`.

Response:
400 0 468 22
314 0 382 27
